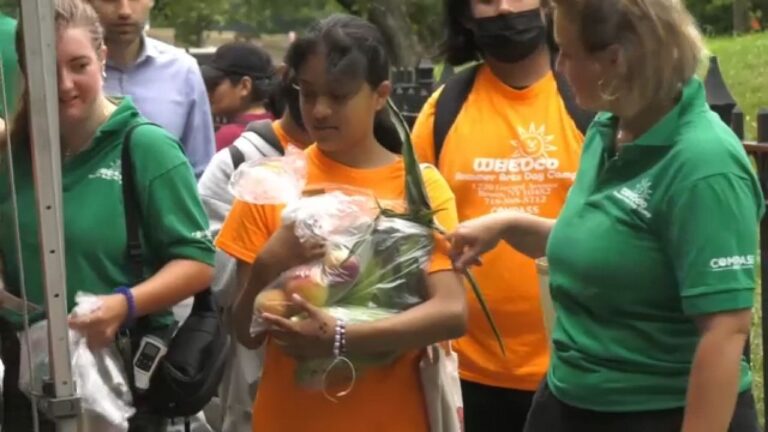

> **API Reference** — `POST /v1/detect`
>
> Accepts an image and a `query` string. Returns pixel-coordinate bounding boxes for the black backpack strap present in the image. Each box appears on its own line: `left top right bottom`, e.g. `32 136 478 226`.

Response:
245 119 283 155
433 65 480 165
228 144 246 170
121 122 158 282
434 63 457 90
118 121 158 403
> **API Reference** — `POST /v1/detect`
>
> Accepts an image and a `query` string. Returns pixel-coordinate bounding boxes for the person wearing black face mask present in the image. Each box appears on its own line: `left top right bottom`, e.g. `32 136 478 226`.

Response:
469 8 548 64
410 1 594 431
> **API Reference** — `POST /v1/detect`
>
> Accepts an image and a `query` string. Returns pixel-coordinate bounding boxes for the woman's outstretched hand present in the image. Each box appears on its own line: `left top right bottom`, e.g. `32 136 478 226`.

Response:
447 213 512 271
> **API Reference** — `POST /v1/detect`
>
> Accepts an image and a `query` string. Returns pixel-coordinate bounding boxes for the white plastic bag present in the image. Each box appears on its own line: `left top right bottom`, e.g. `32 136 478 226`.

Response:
19 292 135 431
282 189 378 245
229 145 308 204
420 342 464 432
18 319 49 398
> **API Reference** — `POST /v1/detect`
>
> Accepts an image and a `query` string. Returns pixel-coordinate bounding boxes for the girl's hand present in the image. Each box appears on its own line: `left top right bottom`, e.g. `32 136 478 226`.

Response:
262 294 337 359
69 294 128 351
260 221 327 274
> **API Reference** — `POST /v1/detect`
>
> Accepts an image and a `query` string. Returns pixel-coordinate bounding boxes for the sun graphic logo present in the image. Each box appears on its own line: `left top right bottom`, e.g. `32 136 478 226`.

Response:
632 178 653 201
471 123 561 173
613 177 654 218
511 123 557 159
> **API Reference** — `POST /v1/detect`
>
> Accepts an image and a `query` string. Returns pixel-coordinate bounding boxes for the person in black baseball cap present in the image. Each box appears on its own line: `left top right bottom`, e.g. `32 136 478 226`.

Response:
202 41 278 151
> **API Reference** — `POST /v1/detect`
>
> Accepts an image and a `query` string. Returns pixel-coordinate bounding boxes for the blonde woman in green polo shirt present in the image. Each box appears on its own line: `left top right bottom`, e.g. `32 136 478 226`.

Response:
449 1 762 431
0 0 214 430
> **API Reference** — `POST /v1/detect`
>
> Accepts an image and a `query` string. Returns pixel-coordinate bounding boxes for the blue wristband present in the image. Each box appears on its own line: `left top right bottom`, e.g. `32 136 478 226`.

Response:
114 286 137 329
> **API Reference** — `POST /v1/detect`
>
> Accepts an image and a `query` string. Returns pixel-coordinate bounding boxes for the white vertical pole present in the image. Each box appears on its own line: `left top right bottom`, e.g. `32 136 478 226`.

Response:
18 0 79 431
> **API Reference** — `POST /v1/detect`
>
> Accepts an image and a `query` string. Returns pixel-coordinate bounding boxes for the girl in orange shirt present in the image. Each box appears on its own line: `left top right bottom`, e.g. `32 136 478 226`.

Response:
216 14 467 432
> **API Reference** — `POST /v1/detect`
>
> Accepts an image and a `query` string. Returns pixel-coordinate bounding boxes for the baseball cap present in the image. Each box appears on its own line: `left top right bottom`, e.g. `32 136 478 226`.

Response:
202 42 275 90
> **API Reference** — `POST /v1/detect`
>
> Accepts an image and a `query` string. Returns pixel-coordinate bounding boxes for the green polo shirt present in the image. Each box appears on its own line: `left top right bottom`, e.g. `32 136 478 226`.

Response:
546 78 764 412
0 97 215 329
0 12 19 118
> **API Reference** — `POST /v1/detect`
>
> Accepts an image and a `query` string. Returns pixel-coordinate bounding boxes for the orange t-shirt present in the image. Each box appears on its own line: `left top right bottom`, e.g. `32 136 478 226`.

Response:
411 65 584 390
271 120 292 148
216 145 459 432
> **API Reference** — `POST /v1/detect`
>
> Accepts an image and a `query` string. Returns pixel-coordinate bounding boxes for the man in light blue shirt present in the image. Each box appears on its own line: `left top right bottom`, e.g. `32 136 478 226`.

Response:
90 0 214 178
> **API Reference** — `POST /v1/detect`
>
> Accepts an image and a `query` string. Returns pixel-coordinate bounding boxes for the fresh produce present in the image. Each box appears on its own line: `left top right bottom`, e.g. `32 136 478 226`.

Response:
283 265 329 307
253 289 292 317
323 245 361 285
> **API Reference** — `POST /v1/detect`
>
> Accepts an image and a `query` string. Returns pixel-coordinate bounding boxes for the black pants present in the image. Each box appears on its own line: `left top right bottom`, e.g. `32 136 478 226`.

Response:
461 379 535 432
523 380 760 432
0 325 167 432
1 322 57 432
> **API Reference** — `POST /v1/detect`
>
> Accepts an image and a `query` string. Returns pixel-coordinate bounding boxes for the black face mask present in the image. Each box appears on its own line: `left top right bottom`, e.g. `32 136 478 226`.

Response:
471 9 547 64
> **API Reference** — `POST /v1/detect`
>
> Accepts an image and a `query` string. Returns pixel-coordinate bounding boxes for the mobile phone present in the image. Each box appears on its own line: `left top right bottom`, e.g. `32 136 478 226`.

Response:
133 335 168 390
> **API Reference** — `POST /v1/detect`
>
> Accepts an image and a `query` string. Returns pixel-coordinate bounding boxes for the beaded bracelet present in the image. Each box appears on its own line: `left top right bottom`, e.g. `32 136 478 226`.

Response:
339 321 347 355
114 286 136 329
333 319 347 357
324 318 355 402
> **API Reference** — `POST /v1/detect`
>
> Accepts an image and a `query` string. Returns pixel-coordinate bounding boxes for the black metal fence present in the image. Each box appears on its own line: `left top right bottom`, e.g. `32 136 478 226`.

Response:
390 62 436 128
743 105 768 432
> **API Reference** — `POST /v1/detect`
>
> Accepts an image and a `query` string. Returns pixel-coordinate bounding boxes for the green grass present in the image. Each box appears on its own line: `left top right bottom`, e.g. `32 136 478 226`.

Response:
707 32 768 140
706 31 768 426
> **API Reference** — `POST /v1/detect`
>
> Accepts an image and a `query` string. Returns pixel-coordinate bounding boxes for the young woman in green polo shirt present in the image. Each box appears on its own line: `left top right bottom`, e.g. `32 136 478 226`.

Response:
0 0 214 430
450 1 762 431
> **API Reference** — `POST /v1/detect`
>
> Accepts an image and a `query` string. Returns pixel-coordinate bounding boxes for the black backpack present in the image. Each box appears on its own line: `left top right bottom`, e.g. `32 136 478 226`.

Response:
120 123 230 420
228 119 285 170
432 64 595 164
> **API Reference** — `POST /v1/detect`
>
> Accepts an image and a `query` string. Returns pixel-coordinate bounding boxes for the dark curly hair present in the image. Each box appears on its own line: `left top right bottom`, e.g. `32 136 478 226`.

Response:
284 14 402 154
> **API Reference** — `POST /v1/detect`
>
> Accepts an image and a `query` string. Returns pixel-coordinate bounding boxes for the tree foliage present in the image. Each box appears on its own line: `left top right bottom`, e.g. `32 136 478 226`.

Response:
336 0 443 66
1 0 765 43
151 0 441 64
152 0 230 46
686 0 743 34
145 0 765 52
224 0 342 37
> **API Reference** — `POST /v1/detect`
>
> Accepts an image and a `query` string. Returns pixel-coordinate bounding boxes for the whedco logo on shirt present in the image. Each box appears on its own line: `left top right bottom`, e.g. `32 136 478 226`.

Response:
471 124 571 181
613 178 653 218
709 255 756 271
473 157 559 173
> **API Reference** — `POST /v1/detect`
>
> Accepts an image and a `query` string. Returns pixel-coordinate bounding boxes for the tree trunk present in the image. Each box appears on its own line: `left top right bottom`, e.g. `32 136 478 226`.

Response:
367 1 424 67
733 0 750 33
335 0 426 67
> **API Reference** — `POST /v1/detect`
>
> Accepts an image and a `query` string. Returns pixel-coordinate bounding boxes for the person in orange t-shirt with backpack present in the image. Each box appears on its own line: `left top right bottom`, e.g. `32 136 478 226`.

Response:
216 14 467 432
411 0 593 430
